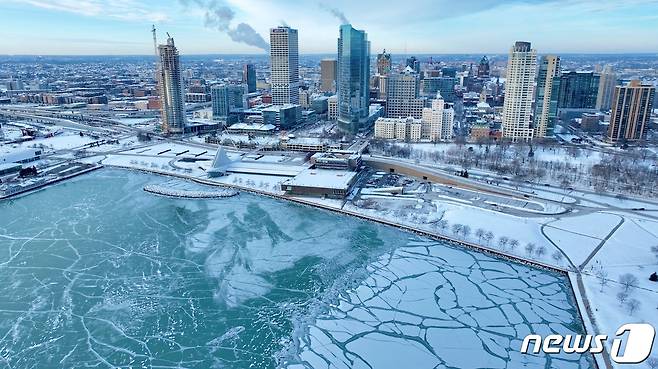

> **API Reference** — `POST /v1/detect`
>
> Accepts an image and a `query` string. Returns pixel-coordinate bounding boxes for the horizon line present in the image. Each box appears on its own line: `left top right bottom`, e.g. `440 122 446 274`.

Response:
2 52 658 57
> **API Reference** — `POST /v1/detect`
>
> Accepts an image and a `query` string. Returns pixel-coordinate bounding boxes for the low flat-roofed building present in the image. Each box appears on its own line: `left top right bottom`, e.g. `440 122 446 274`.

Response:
282 168 358 198
280 137 344 152
227 122 276 135
311 152 362 171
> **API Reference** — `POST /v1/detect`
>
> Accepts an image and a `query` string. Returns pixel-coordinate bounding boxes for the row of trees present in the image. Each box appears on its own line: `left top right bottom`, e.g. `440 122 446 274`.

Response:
369 140 658 197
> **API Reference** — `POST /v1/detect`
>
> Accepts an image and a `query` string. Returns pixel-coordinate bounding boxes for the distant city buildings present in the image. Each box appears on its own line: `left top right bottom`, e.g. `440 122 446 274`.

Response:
376 49 392 75
375 93 453 142
270 26 299 105
158 35 185 134
607 80 655 143
337 24 370 130
596 65 617 111
320 59 337 92
405 56 421 74
501 41 537 141
242 64 257 93
533 55 560 138
477 56 490 78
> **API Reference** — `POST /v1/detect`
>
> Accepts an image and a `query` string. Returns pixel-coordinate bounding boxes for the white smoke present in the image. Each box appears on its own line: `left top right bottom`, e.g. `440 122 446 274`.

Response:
179 0 269 51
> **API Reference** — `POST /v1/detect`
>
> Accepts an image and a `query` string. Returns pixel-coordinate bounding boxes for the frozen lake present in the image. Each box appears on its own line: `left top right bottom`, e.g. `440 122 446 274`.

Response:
0 169 593 368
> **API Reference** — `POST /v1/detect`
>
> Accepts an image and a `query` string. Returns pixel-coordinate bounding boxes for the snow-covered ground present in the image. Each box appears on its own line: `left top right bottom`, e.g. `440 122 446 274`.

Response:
68 139 658 367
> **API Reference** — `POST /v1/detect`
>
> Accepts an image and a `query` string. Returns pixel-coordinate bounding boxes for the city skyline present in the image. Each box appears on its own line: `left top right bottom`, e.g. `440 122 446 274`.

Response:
2 0 658 55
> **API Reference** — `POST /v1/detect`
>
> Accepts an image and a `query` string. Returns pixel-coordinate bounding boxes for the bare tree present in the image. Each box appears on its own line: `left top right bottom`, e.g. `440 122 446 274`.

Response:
451 224 463 238
596 269 609 292
626 298 640 315
437 219 448 232
651 245 658 263
484 231 494 246
619 273 639 293
476 228 486 243
535 246 547 259
616 291 629 305
461 225 471 240
498 236 509 250
552 251 563 264
508 239 519 252
525 243 536 257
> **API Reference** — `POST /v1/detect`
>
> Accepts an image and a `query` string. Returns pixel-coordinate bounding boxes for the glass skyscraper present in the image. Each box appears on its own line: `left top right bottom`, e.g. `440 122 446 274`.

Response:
337 24 370 131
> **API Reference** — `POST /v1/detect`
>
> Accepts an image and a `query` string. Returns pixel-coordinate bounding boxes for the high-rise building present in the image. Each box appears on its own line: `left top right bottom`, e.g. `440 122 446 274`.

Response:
421 77 457 102
501 41 537 141
533 55 560 138
320 59 337 92
421 92 454 141
406 56 421 74
477 56 490 78
210 84 230 119
228 85 246 109
607 80 655 143
270 26 299 105
596 65 617 111
377 49 392 75
386 67 425 119
556 71 600 110
337 24 370 130
242 64 256 93
158 36 185 134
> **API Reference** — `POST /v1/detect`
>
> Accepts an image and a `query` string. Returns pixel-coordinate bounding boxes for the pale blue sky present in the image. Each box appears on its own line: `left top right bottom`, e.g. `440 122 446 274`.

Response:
1 0 657 55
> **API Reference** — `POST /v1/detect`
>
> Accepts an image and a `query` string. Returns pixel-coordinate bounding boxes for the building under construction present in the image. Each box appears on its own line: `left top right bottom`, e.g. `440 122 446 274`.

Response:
157 34 185 134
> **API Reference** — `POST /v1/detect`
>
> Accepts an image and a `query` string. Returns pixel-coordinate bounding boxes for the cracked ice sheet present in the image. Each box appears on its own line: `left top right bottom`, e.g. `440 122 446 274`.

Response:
288 242 594 369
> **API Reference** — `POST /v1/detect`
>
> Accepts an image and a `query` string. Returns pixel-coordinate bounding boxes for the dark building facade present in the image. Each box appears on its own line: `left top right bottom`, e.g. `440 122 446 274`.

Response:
242 64 256 93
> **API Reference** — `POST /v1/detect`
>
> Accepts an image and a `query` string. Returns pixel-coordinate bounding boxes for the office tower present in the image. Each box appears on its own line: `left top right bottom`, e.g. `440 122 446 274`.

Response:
158 35 185 134
211 84 230 119
556 71 600 110
501 41 537 141
442 67 457 78
422 77 457 102
242 64 256 93
406 56 421 74
228 84 246 109
386 67 425 119
534 55 560 138
477 56 490 78
377 49 392 75
270 26 299 105
320 59 337 92
337 24 370 129
596 65 617 111
607 80 655 143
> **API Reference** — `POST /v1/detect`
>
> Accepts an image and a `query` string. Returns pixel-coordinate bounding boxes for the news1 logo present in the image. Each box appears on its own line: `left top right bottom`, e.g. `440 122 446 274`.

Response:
521 323 656 364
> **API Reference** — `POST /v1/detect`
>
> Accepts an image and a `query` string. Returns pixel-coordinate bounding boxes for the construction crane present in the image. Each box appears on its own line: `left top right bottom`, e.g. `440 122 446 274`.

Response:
151 25 160 88
151 24 158 57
